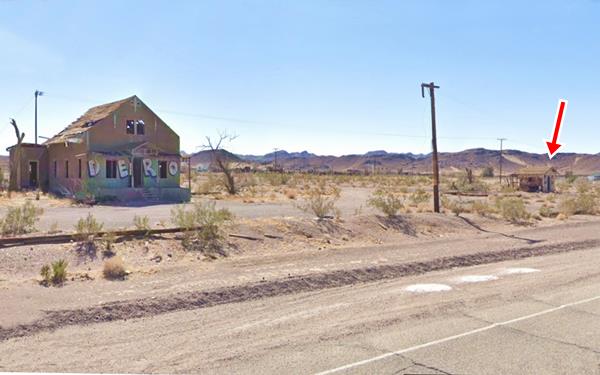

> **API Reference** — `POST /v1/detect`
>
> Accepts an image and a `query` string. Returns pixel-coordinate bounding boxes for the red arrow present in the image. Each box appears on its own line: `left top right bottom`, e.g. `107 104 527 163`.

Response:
545 99 568 159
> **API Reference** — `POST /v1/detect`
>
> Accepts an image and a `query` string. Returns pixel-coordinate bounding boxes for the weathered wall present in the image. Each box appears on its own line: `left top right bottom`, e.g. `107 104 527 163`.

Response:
47 142 88 195
8 144 48 191
88 97 179 153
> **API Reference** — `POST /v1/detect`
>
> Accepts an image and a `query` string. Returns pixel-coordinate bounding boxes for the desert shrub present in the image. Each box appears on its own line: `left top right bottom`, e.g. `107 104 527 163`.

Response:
102 231 117 256
298 183 340 219
264 173 291 186
558 192 597 217
450 170 488 194
495 197 530 224
284 188 297 199
74 213 104 248
368 189 404 217
564 171 577 184
481 166 494 178
408 188 430 206
471 200 495 217
195 173 222 195
48 221 60 234
575 179 592 194
52 259 68 285
171 202 233 256
539 204 558 218
40 264 51 285
40 259 68 286
133 215 151 236
103 256 127 280
0 200 43 236
442 196 469 216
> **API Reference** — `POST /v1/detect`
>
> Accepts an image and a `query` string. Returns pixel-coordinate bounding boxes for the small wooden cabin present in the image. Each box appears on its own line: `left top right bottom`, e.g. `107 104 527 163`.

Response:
510 166 558 193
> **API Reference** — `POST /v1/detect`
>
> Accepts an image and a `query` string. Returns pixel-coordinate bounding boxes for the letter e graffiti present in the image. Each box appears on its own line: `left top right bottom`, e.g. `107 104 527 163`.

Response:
118 160 129 178
88 160 100 177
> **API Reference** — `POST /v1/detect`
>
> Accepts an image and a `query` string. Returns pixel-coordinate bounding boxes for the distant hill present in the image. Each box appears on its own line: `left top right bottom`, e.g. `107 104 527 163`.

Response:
188 149 242 167
229 148 600 175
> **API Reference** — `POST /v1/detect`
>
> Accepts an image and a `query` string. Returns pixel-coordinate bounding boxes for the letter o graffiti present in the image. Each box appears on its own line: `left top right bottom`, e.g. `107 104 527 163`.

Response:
169 161 178 176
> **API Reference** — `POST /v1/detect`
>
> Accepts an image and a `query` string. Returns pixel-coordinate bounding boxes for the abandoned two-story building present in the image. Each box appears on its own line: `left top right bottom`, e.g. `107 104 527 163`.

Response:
8 95 190 202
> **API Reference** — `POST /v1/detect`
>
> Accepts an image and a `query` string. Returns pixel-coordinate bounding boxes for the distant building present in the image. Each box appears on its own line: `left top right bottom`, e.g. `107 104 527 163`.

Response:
8 96 190 202
510 166 558 193
588 173 600 182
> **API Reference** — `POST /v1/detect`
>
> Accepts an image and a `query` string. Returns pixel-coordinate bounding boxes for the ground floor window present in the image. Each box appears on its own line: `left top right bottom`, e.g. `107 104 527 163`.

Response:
78 159 82 179
159 160 168 179
53 160 57 178
65 160 69 178
106 160 118 178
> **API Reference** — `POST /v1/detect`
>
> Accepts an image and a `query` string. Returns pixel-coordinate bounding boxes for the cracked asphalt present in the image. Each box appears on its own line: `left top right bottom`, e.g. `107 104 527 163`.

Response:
1 242 599 374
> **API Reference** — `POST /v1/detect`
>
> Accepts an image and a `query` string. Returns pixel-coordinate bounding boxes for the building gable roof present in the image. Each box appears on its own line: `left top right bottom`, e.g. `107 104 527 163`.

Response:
44 96 135 145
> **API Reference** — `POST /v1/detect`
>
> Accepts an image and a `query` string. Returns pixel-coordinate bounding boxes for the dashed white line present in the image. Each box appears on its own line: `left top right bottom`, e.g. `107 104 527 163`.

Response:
314 294 600 375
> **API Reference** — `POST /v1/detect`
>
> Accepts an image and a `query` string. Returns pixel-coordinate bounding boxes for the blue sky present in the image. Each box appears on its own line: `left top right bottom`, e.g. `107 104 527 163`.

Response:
1 0 599 156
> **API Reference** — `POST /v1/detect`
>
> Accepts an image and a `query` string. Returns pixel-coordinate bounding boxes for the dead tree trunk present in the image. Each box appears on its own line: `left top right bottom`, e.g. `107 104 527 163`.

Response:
9 119 25 191
203 132 238 195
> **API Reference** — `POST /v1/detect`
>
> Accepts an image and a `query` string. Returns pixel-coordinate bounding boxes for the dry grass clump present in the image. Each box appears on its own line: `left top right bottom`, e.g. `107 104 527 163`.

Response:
0 200 43 236
495 196 530 224
40 259 68 287
133 215 151 236
171 201 233 257
368 189 404 217
539 204 558 218
442 196 470 216
558 193 597 217
297 183 340 220
471 200 496 217
408 188 430 207
284 188 297 200
74 213 104 242
103 256 127 280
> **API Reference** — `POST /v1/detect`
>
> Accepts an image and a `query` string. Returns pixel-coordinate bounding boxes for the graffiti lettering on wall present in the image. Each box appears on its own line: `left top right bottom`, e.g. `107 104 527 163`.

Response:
143 159 156 177
118 160 129 178
169 161 178 176
88 160 100 177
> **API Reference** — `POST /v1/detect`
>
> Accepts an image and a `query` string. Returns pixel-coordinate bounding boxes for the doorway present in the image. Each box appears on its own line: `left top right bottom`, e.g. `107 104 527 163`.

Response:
133 158 143 187
28 161 38 188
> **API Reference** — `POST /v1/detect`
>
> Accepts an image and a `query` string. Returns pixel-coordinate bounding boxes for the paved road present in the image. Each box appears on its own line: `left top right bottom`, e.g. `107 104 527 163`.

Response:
1 187 374 231
1 245 599 374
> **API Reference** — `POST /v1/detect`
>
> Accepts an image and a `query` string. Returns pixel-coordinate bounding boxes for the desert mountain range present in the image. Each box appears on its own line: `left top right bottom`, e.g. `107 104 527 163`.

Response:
187 148 600 175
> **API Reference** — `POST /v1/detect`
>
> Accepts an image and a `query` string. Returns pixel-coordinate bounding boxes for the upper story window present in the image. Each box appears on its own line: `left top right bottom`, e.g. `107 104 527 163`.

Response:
136 120 145 135
126 119 145 135
126 120 135 134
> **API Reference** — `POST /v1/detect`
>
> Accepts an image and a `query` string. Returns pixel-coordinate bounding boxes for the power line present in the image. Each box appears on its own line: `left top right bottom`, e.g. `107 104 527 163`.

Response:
42 92 507 142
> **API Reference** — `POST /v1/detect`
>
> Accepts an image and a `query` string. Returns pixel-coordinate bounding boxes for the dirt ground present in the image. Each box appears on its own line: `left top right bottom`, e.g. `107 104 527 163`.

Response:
1 174 599 350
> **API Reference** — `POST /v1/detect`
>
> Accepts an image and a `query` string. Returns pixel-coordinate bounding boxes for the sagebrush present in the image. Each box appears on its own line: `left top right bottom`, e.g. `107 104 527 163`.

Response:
171 201 233 256
368 189 404 217
0 201 43 236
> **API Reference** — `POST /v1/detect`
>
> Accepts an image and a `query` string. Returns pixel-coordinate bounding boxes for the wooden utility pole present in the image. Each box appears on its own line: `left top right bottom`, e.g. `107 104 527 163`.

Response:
497 138 506 184
421 82 440 213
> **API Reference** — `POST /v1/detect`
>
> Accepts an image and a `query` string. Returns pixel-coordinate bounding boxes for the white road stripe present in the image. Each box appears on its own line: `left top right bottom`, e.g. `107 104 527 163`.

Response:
314 294 600 375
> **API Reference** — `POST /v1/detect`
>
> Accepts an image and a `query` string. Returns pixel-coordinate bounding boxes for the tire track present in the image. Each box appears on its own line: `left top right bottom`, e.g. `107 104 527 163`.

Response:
2 238 599 341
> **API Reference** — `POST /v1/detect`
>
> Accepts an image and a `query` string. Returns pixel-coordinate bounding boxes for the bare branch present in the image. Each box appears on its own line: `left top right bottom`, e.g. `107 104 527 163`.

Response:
9 118 25 144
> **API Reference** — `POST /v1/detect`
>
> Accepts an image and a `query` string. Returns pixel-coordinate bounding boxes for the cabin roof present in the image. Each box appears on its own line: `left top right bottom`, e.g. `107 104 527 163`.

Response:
514 166 559 176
